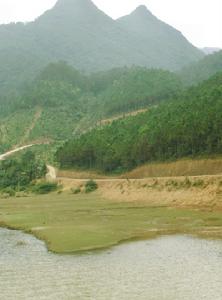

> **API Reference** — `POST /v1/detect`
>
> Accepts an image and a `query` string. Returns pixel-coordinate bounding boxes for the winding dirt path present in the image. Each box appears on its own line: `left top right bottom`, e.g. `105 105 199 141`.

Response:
19 107 42 146
0 144 35 161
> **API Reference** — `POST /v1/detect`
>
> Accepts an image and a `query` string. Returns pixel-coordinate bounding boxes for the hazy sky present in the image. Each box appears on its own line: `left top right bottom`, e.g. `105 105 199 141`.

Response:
0 0 221 48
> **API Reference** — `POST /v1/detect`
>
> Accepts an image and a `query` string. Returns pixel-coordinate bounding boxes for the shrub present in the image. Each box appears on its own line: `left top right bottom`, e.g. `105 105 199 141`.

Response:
181 177 192 189
15 192 29 198
1 187 15 197
192 179 205 188
85 180 98 193
32 182 58 194
71 187 81 194
165 180 179 189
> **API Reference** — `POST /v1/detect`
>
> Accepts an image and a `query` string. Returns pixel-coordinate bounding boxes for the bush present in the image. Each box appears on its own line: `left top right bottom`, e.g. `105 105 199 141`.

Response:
180 177 192 189
32 182 58 194
1 187 15 197
192 179 205 188
85 180 98 193
15 192 29 198
71 187 81 194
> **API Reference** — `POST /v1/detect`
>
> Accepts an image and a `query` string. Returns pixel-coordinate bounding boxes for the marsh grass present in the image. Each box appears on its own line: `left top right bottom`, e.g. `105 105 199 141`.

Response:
0 193 222 253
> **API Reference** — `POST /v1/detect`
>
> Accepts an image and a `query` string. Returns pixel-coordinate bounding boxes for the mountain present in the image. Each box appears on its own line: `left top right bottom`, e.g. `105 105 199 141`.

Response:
0 0 203 93
179 50 222 85
201 47 221 55
56 72 222 172
117 5 203 70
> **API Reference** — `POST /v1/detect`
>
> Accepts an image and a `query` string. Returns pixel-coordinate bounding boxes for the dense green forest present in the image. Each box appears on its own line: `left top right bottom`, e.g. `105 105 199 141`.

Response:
0 0 203 94
56 72 222 172
0 62 182 152
179 50 222 86
0 151 46 191
94 68 182 117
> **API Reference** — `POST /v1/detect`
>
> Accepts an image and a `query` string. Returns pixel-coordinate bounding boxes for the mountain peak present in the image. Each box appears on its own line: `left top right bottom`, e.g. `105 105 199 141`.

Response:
133 5 153 17
55 0 93 6
136 5 148 11
40 0 109 22
53 0 97 12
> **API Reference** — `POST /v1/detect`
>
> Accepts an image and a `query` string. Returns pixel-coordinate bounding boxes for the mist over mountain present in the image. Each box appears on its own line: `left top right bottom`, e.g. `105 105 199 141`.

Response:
201 48 221 55
0 0 203 93
180 50 222 85
117 5 202 70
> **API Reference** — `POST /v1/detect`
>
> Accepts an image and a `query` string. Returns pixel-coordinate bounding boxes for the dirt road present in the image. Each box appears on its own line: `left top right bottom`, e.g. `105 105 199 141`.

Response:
46 165 57 181
0 144 35 161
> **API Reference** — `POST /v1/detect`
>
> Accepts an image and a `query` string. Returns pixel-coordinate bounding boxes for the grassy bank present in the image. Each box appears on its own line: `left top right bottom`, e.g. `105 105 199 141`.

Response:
0 192 222 253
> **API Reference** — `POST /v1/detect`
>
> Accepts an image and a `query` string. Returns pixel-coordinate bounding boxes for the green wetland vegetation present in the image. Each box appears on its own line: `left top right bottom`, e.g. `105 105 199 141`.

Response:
0 192 222 253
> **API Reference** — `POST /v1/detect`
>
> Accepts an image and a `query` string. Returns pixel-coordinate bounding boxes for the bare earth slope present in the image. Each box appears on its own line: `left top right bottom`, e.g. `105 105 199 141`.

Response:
55 158 222 211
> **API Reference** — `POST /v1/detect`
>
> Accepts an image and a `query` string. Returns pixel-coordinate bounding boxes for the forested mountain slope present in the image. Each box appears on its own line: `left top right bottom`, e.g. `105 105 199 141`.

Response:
0 62 181 152
117 5 202 71
0 0 203 93
179 50 222 85
91 67 182 117
56 72 222 172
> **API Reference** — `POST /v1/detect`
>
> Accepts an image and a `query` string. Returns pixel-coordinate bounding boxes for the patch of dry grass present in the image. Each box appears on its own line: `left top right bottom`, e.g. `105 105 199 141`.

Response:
124 158 222 178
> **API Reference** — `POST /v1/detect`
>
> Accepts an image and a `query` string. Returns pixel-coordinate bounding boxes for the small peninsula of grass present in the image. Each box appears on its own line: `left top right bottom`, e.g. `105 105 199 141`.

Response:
0 192 222 253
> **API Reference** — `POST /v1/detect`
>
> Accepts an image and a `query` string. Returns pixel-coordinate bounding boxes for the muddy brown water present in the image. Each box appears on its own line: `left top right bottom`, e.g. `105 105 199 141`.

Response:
0 228 222 299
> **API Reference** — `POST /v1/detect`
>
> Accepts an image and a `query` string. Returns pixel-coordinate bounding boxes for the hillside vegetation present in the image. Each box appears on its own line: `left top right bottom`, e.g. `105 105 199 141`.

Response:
0 109 37 153
94 68 181 117
0 151 46 191
180 50 222 86
56 72 222 172
0 62 182 151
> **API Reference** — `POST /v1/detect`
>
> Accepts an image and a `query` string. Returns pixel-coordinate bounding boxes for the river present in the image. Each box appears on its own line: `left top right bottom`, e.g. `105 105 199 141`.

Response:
0 228 222 299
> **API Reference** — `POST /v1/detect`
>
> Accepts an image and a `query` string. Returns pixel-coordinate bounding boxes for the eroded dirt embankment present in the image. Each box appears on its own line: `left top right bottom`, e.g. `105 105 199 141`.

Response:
45 156 222 211
57 175 222 211
55 157 222 210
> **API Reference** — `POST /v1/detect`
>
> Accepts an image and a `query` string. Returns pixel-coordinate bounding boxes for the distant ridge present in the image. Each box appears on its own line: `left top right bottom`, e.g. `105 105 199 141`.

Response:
180 50 222 85
0 0 203 92
117 5 203 69
201 47 221 55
